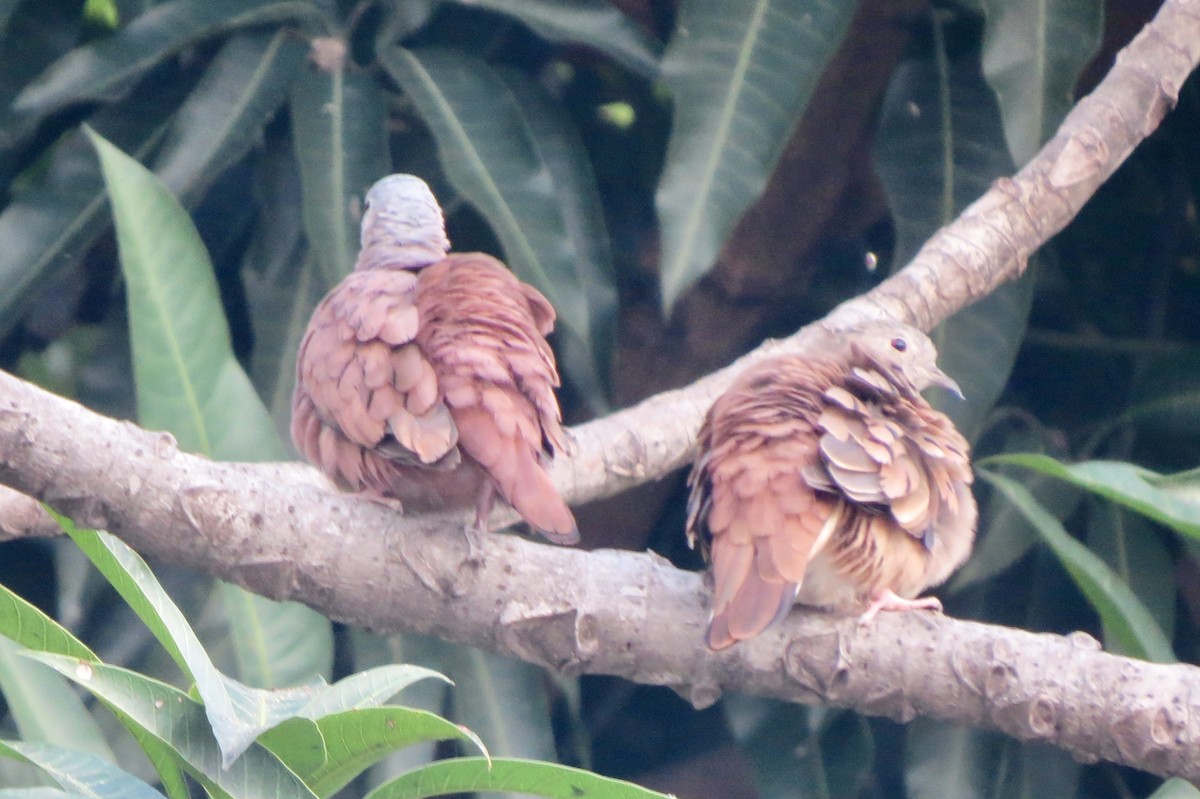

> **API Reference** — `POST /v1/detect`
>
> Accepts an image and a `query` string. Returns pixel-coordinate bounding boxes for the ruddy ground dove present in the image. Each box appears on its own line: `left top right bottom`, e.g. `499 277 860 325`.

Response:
686 322 976 649
291 174 578 544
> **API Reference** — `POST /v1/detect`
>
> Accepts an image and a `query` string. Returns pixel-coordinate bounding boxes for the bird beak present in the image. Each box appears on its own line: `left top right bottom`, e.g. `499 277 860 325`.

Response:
930 367 964 399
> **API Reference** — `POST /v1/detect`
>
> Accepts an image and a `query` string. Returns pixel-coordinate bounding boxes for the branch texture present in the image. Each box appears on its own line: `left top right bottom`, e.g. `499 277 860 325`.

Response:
2 0 1200 782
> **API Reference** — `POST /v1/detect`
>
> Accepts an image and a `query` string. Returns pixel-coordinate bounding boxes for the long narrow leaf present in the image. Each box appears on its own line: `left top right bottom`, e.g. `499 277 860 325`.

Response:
15 0 324 116
25 655 318 799
290 62 390 286
655 0 855 312
89 126 334 693
367 757 673 799
444 0 661 78
0 741 163 799
980 0 1103 165
982 453 1200 539
978 470 1175 662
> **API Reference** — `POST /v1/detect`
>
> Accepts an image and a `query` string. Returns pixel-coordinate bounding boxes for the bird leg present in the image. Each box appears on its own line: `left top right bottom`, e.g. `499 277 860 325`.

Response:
458 481 497 560
858 589 942 625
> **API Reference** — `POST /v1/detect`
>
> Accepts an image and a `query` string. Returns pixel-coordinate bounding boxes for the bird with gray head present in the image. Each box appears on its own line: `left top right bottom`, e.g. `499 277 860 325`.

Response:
686 321 976 649
291 174 578 544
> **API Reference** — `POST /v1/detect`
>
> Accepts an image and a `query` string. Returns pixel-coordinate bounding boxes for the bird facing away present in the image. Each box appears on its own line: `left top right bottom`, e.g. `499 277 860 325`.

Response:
291 174 578 544
686 322 976 650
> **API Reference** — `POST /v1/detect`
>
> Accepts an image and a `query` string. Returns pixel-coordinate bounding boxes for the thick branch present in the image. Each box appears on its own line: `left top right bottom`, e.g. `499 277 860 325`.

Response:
1 371 1199 779
1 0 1199 782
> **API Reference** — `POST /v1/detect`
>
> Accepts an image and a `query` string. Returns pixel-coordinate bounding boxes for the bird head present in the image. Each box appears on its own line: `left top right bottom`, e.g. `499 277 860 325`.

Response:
356 174 451 270
844 321 963 398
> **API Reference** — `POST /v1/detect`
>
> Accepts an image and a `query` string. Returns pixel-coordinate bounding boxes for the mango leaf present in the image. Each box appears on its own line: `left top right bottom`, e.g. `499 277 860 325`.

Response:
15 0 325 116
655 0 855 313
0 638 112 764
153 29 308 206
444 0 661 78
366 757 674 799
0 740 163 799
88 126 334 692
290 63 390 286
261 707 486 797
56 519 325 768
26 654 318 799
982 453 1200 540
978 470 1175 662
0 82 188 335
873 31 1028 441
980 0 1103 165
0 551 187 796
380 46 613 385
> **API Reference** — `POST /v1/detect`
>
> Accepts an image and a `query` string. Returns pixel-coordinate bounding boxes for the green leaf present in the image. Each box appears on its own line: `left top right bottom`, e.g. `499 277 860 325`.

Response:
0 740 164 799
443 0 661 78
977 469 1175 662
980 0 1103 165
88 125 334 690
58 522 321 767
981 453 1200 539
1086 501 1176 645
0 639 112 764
0 554 186 796
290 62 391 285
15 0 325 116
872 28 1029 441
655 0 855 313
0 84 185 336
153 29 308 206
367 757 673 799
87 126 280 458
26 654 318 799
379 47 599 353
261 706 485 797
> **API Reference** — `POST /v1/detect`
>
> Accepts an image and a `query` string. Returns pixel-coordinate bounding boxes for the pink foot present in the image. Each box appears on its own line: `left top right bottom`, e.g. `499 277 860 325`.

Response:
858 589 942 625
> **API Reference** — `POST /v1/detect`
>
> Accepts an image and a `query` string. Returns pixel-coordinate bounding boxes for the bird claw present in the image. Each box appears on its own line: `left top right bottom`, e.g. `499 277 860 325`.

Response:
858 590 942 626
357 488 403 513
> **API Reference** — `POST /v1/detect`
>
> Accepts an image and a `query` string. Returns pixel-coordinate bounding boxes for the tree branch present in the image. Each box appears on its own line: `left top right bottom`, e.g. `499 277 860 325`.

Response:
2 0 1200 781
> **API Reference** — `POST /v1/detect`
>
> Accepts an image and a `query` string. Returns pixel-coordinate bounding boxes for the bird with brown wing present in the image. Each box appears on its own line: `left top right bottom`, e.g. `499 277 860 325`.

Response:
686 322 976 650
291 174 577 544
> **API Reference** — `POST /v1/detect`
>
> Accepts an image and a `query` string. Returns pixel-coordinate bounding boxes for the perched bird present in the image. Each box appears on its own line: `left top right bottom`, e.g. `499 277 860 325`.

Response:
686 322 976 650
291 174 578 544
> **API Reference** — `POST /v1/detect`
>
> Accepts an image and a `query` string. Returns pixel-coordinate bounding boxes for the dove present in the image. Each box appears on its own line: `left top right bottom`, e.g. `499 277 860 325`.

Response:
686 322 976 649
291 174 578 544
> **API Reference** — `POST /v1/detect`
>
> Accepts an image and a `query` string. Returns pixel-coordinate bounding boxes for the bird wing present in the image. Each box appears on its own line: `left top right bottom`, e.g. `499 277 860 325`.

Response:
687 359 845 650
813 367 973 545
291 269 460 491
415 253 577 542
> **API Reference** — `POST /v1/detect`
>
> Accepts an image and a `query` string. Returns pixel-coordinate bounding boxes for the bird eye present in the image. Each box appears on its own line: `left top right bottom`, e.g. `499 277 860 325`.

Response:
890 337 907 352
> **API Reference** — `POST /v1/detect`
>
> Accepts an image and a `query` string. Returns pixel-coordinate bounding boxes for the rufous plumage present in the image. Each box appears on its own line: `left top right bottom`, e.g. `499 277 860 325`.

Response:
291 174 577 544
686 322 976 649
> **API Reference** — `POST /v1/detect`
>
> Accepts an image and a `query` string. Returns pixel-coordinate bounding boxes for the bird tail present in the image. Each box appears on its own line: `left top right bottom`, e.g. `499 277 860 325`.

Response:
453 406 579 545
